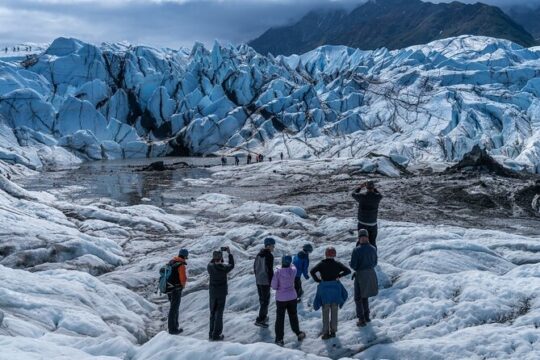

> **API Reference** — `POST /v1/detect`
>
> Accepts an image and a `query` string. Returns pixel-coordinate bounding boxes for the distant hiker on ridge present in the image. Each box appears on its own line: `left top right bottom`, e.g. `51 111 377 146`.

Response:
271 255 306 346
207 246 235 341
352 181 382 247
350 232 378 327
311 247 350 339
280 152 284 161
247 153 252 164
221 155 227 166
253 237 276 328
292 243 313 302
161 248 188 335
234 155 240 166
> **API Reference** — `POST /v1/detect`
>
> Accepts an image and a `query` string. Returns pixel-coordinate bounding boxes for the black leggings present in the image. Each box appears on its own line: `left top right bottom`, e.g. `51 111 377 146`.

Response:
275 300 300 341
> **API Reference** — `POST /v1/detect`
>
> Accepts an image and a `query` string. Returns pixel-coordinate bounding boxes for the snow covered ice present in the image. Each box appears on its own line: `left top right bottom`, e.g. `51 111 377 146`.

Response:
0 34 539 359
0 153 538 359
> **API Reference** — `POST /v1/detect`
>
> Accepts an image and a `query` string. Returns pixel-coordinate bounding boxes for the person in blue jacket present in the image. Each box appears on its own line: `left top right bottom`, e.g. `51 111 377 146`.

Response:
311 247 351 340
292 243 313 302
350 230 378 327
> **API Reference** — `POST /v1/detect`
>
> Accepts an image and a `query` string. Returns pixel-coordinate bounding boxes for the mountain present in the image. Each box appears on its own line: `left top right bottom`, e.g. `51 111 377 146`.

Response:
506 4 540 42
248 0 537 56
0 35 540 173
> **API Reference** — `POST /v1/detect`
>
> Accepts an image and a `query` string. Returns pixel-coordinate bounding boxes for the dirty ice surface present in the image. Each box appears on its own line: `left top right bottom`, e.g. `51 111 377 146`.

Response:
1 158 539 360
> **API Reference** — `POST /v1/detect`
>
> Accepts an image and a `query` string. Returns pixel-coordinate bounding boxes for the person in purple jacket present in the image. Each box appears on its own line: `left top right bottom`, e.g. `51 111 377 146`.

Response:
271 255 306 346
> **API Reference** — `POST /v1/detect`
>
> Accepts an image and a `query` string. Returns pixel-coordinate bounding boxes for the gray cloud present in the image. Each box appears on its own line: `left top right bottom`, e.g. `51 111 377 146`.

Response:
0 0 538 49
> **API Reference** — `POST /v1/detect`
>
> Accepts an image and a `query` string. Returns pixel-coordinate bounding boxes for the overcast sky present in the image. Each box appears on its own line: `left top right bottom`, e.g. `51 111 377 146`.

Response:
0 0 538 49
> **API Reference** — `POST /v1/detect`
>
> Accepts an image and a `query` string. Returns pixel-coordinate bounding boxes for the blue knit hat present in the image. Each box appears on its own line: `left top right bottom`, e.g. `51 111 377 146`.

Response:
282 255 292 267
302 244 313 253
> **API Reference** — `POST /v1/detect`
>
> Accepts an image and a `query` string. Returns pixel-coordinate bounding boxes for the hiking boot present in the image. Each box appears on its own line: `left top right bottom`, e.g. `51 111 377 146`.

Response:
255 320 269 328
169 328 183 335
330 331 336 338
321 333 332 340
275 339 284 347
212 335 225 341
365 315 371 323
297 332 306 341
356 320 367 327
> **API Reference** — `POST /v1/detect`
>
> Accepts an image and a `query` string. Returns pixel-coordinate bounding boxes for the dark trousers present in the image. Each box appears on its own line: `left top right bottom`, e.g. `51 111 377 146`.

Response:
167 288 182 333
256 285 271 322
294 277 303 298
358 223 378 248
354 279 370 321
209 295 226 339
275 300 300 341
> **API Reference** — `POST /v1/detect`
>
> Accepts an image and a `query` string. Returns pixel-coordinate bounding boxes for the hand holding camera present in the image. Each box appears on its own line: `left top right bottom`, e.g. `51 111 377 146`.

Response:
220 246 230 253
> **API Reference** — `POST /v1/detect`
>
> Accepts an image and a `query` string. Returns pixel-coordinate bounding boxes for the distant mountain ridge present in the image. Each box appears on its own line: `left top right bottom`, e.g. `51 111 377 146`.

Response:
249 0 537 56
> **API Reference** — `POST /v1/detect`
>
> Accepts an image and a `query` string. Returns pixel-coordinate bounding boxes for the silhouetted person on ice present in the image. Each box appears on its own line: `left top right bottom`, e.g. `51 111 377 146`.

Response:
254 237 275 328
221 156 227 166
234 155 239 166
352 181 382 247
350 232 378 327
207 247 234 341
271 255 306 346
280 152 284 161
247 153 252 164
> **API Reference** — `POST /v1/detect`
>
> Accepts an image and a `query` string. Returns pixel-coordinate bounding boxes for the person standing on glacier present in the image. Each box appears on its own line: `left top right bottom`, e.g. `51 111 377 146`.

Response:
207 247 235 341
352 181 382 247
166 248 189 335
292 243 313 302
221 155 227 166
311 247 351 339
253 237 276 328
271 255 306 346
234 155 240 166
350 233 378 327
247 153 252 164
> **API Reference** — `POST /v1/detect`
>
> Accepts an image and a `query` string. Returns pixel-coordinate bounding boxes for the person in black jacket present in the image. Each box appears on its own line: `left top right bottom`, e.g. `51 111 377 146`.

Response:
352 180 382 247
310 247 351 339
207 247 235 341
253 237 276 328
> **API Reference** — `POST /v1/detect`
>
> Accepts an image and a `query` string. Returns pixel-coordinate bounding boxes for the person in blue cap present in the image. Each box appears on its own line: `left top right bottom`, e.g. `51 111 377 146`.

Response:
253 237 276 328
292 243 313 302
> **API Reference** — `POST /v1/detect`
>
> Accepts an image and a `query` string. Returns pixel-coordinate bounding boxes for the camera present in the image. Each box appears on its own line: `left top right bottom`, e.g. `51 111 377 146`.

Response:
220 246 228 252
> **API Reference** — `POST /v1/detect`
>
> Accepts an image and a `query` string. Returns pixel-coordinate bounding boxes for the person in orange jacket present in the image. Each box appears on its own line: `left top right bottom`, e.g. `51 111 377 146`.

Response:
167 248 189 335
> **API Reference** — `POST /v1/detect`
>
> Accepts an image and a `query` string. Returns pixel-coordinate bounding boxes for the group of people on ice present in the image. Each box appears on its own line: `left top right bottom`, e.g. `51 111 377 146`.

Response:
221 152 285 166
161 180 382 346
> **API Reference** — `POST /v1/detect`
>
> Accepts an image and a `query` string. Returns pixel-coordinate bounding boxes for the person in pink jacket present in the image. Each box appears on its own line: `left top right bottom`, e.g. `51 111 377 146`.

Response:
271 255 306 346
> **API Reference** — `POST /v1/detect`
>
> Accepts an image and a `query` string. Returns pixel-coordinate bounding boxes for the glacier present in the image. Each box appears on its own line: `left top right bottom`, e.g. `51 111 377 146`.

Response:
0 35 539 172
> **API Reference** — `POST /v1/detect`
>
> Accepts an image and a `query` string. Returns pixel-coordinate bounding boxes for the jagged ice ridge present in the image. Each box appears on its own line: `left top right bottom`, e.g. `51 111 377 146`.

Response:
0 35 539 172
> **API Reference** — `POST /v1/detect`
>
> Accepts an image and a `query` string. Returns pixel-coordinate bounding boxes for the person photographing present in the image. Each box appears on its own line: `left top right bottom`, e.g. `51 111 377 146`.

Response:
352 180 382 247
207 246 235 341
